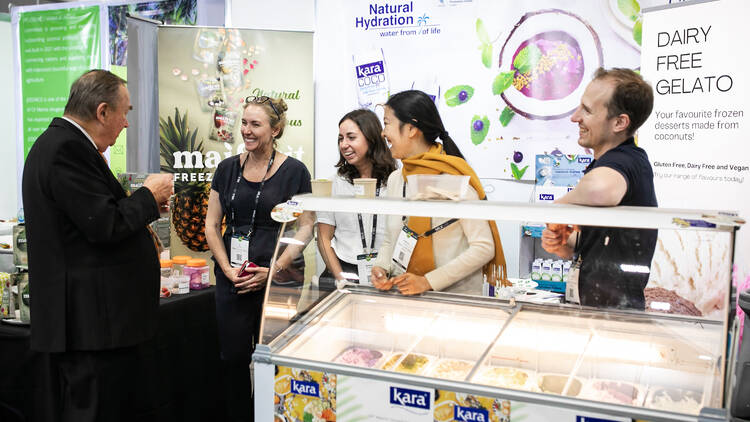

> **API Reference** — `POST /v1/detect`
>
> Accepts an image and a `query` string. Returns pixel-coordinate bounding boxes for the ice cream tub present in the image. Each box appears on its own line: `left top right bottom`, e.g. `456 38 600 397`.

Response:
427 358 475 381
646 386 703 414
380 352 433 375
579 379 644 406
333 346 384 368
473 366 538 391
310 179 332 197
537 373 583 397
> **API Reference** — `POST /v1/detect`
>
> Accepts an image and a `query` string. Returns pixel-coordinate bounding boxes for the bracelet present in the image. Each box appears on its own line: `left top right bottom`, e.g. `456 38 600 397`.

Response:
274 264 285 274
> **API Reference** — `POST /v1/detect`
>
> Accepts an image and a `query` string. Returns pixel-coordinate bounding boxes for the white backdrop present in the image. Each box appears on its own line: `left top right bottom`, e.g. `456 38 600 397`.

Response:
0 18 18 220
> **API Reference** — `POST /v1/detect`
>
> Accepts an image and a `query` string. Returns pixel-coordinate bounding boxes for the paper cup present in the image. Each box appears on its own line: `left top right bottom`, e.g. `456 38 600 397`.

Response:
353 178 377 198
310 179 332 196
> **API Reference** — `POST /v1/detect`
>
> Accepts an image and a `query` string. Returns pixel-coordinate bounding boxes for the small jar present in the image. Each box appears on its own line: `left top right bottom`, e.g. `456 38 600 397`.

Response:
160 259 173 279
171 256 191 276
160 259 173 296
185 258 209 290
174 275 190 295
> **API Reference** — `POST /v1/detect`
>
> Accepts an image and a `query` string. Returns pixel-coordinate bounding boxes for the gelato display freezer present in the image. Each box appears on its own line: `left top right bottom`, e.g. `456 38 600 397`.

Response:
253 195 744 422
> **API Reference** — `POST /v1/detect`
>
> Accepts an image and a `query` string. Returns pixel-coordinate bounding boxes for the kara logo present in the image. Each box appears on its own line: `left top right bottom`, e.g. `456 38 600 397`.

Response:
291 379 320 397
356 61 384 78
539 193 554 200
389 386 430 410
577 156 592 164
454 405 488 422
575 417 621 422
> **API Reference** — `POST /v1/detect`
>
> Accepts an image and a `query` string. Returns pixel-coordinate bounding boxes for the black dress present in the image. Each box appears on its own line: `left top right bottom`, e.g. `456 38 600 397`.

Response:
211 153 312 362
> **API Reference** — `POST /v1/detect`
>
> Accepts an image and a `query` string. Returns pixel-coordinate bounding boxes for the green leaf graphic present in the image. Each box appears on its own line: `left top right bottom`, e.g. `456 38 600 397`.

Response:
445 85 474 107
476 19 490 44
470 115 490 145
500 106 515 127
618 0 641 21
513 44 542 74
481 43 492 68
511 163 528 180
633 16 643 46
492 71 515 95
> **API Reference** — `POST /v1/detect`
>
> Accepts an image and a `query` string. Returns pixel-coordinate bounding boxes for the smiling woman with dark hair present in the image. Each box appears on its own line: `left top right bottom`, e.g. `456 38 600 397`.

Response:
316 109 397 285
370 90 510 296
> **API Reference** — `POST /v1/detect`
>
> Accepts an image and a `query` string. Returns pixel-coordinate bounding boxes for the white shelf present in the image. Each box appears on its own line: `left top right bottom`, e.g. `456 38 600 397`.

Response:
291 194 742 231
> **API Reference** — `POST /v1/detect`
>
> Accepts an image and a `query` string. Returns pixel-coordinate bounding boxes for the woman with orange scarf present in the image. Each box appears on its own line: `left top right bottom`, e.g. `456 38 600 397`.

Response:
371 90 508 295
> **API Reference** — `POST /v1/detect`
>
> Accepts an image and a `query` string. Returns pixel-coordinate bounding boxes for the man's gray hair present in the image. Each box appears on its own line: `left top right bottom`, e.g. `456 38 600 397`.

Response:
63 69 126 121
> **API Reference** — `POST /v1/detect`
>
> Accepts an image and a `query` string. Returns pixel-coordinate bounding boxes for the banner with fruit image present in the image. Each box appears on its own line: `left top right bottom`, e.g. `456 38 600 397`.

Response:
315 0 669 182
158 26 313 272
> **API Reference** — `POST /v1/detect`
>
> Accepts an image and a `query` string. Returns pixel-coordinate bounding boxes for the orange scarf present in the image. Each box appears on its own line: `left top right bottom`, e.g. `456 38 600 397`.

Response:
401 144 509 287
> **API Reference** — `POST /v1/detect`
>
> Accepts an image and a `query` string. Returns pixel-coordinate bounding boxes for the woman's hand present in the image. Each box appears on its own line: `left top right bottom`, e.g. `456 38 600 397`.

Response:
223 265 253 285
233 266 269 294
392 273 432 296
371 266 393 291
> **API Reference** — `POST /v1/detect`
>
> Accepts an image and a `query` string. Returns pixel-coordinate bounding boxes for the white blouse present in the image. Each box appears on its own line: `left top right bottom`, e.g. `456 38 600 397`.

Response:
372 170 495 294
316 173 388 265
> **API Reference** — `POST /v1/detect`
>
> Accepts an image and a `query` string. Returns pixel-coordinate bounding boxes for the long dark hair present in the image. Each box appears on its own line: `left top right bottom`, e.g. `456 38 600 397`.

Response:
336 109 397 185
385 90 465 159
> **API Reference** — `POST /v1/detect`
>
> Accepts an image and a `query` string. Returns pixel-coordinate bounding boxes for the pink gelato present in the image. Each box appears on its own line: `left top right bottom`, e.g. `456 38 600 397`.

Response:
334 347 383 368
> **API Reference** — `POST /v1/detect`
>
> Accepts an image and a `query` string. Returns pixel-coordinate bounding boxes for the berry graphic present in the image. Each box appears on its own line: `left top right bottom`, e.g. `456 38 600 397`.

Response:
513 151 523 163
473 119 484 132
458 90 468 101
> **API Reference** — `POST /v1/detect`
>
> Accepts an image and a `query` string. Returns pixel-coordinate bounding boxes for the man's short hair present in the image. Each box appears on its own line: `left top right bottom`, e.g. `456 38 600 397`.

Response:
593 67 654 137
63 69 126 122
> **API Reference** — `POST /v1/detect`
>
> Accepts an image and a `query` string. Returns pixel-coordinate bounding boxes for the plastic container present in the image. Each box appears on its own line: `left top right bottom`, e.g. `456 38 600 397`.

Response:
174 275 190 295
160 259 173 279
310 179 332 196
353 178 377 198
171 256 191 276
159 259 173 295
185 258 210 290
405 174 470 200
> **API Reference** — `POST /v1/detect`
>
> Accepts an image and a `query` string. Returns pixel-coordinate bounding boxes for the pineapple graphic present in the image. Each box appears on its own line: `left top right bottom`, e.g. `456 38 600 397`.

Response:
160 108 210 252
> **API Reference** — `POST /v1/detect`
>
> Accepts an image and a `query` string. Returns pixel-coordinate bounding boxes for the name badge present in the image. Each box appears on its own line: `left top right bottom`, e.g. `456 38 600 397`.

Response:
566 257 582 304
230 234 249 267
356 252 378 286
391 226 418 275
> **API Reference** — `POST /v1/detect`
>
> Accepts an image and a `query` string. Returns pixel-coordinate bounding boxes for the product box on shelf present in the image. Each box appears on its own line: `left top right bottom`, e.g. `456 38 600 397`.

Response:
15 272 30 323
12 224 27 268
1 271 15 319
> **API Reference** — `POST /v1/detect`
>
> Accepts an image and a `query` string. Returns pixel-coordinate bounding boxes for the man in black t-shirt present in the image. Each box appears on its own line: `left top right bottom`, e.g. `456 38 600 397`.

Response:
542 68 657 310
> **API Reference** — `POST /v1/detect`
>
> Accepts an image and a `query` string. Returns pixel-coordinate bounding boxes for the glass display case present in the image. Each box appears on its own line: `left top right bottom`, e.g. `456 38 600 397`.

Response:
253 194 743 422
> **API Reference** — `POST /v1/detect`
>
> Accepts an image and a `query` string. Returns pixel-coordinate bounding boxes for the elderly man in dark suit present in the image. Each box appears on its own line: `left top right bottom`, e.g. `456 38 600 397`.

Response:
22 69 173 421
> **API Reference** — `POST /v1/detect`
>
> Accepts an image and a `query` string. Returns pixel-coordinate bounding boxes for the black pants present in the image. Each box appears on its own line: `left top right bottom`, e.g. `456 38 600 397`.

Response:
48 346 139 422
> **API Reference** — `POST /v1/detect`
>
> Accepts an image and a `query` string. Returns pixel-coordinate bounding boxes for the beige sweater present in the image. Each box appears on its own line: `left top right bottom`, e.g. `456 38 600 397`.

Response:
372 170 495 294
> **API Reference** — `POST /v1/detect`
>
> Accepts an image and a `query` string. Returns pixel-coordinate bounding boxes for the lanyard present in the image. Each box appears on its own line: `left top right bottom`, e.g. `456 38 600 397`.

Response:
357 180 380 252
401 180 458 238
229 149 276 239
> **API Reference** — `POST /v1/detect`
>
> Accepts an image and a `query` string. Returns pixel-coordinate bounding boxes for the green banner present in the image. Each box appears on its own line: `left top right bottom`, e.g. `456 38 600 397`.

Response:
19 6 100 159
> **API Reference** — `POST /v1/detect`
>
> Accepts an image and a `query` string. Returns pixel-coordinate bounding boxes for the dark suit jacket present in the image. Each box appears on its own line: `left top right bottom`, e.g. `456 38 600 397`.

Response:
22 117 160 353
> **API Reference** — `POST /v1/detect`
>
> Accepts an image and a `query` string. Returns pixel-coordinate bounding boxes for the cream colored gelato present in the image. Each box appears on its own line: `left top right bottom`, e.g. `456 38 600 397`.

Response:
647 230 731 320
